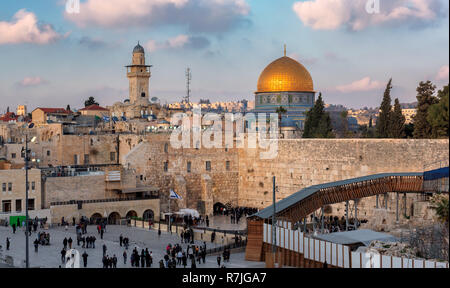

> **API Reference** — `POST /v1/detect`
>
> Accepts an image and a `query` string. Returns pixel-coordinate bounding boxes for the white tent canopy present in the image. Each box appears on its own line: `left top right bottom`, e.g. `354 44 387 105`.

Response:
178 209 200 218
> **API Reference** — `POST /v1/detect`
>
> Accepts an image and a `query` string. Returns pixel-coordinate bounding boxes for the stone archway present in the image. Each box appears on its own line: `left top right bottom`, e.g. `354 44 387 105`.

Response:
108 212 121 225
91 213 102 224
126 210 138 219
143 209 154 221
214 202 226 215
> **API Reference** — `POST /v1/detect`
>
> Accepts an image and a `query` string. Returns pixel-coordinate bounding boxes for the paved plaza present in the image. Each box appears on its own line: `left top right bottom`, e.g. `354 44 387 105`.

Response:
0 224 264 268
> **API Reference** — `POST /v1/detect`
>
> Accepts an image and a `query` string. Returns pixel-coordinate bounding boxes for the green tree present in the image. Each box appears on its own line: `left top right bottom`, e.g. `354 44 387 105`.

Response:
66 105 71 112
339 110 349 137
431 194 449 224
376 79 393 138
388 98 406 138
427 85 449 138
303 93 334 138
84 96 99 107
413 81 438 138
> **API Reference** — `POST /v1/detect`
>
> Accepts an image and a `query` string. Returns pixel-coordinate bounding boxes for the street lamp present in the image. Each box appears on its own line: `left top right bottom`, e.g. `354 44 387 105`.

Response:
21 123 36 268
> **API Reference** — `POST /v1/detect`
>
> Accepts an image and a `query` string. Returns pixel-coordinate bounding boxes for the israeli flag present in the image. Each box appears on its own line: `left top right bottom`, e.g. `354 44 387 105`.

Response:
170 190 182 200
121 116 127 121
102 116 110 122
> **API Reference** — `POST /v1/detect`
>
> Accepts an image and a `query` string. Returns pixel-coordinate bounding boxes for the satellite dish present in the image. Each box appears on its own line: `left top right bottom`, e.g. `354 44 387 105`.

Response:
28 123 35 129
151 97 159 103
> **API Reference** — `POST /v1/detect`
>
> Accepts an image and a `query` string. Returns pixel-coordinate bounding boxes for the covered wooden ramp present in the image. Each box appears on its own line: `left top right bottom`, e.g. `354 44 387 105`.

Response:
245 172 426 262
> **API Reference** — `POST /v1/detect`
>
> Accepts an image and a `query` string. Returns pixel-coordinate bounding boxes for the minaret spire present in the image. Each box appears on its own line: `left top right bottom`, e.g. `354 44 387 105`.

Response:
284 44 286 57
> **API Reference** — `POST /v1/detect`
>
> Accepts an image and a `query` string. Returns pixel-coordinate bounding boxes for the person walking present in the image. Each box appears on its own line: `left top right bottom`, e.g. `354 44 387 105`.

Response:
68 237 73 249
82 251 88 268
217 255 221 267
100 228 104 239
12 224 16 234
34 239 39 253
123 250 127 265
60 248 66 264
63 237 68 249
182 253 187 268
119 234 123 247
6 237 10 250
112 255 117 268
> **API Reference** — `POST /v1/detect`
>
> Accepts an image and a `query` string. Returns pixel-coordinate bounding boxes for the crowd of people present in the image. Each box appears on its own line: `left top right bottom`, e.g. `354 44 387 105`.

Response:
301 215 367 234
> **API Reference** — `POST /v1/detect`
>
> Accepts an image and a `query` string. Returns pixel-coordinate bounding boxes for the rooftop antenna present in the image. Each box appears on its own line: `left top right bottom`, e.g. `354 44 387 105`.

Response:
184 67 192 105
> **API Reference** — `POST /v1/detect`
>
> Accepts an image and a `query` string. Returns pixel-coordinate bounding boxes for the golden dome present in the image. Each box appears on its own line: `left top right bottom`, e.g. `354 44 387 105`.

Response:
257 56 314 93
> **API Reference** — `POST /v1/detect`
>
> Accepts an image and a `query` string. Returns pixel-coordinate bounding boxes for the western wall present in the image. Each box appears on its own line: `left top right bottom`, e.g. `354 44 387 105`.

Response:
123 135 448 220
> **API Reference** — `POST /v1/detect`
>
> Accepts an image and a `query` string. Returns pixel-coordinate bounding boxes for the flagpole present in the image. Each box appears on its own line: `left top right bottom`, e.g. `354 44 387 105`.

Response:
168 197 171 234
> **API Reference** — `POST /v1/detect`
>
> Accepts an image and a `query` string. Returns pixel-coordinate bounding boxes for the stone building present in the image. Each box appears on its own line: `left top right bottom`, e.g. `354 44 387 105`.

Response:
0 167 42 213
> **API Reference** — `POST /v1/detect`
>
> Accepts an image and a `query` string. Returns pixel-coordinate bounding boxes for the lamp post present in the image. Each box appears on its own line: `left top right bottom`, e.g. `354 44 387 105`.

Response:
25 134 30 268
22 123 35 268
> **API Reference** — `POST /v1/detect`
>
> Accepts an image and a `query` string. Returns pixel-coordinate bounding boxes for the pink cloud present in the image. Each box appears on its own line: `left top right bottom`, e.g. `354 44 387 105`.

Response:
18 77 48 87
64 0 249 33
293 0 444 31
436 65 449 81
0 10 61 45
145 34 209 52
335 77 384 93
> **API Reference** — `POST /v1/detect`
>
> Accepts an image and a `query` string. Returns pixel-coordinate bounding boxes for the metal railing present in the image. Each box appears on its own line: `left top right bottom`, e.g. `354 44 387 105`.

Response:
50 195 159 206
205 239 247 255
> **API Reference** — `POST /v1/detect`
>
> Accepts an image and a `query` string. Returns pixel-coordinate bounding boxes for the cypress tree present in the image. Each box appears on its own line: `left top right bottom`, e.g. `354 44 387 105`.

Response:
427 85 449 138
303 93 334 138
376 79 393 138
388 98 406 138
413 81 437 138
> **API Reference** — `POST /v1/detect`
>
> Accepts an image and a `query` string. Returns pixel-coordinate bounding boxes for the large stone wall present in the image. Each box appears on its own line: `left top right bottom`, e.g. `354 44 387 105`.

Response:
237 139 449 209
50 198 160 224
43 174 118 208
123 136 448 216
123 133 239 215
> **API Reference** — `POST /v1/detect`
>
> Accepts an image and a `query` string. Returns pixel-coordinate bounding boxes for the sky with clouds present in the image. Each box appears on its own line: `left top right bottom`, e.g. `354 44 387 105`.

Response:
0 0 448 112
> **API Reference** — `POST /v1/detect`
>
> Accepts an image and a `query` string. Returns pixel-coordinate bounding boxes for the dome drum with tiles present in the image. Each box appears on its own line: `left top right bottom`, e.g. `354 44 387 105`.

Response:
253 50 316 130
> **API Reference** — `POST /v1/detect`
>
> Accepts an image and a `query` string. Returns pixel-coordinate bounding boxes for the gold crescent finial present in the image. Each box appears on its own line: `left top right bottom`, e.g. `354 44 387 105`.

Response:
284 44 287 57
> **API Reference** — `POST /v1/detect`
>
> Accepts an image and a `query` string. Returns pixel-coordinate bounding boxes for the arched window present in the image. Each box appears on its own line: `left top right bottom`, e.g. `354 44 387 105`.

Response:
141 92 146 98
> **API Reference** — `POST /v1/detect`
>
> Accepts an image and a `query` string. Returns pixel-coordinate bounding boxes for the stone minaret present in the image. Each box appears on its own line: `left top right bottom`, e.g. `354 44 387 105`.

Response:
127 42 151 105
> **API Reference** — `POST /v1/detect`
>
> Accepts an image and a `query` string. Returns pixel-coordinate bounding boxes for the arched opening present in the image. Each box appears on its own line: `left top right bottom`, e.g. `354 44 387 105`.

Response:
126 210 138 219
108 212 121 225
213 202 226 215
143 209 154 221
141 92 146 98
90 213 102 225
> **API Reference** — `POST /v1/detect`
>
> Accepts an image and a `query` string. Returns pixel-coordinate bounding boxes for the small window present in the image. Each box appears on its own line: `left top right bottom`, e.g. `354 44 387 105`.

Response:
164 161 169 172
140 175 143 181
90 139 94 146
2 200 11 213
31 181 36 191
74 155 78 165
11 153 16 159
16 199 22 212
2 183 6 192
110 152 116 162
8 183 12 192
84 154 89 165
226 161 230 171
164 143 169 153
206 161 211 172
187 161 192 173
28 199 35 211
141 92 146 98
47 150 51 156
